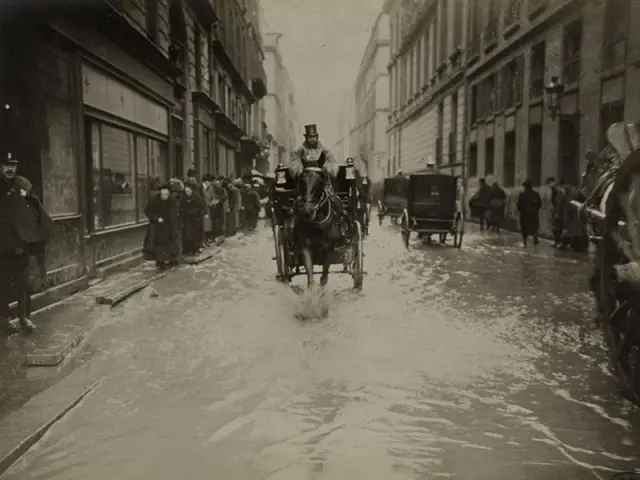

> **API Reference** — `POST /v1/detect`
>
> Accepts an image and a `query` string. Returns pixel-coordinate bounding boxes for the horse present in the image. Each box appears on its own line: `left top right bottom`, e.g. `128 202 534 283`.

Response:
292 166 347 287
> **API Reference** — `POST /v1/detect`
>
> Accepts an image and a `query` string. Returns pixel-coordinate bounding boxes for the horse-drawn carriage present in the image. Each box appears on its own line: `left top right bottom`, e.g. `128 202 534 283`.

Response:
271 160 364 289
400 173 464 249
572 122 640 402
378 176 409 225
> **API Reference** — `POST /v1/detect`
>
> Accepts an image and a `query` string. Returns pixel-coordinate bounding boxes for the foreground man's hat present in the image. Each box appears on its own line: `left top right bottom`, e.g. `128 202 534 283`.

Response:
0 152 18 166
304 124 318 136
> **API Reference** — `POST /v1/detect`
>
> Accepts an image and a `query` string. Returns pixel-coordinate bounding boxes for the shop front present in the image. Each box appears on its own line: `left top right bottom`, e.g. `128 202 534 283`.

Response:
81 62 171 276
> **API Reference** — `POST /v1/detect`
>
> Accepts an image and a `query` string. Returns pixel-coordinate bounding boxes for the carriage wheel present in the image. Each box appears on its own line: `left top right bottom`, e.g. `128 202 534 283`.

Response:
352 221 364 289
401 209 410 249
275 225 290 284
608 300 640 404
273 223 283 279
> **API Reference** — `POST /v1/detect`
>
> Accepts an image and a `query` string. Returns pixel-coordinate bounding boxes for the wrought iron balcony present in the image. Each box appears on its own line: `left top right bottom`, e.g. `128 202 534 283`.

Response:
483 21 498 50
528 0 547 18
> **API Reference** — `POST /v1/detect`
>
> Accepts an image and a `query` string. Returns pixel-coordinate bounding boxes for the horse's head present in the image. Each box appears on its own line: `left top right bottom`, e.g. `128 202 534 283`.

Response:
297 167 328 220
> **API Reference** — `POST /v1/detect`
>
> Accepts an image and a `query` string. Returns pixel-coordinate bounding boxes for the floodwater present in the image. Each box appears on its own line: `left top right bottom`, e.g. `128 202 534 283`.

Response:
3 221 640 479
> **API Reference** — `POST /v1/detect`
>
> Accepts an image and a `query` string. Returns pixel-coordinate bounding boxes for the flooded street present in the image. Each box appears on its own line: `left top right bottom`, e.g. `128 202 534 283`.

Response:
3 222 640 479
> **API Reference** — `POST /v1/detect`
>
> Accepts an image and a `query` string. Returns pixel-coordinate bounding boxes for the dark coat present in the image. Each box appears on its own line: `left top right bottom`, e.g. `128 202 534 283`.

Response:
486 184 506 225
246 190 261 212
0 175 52 255
144 195 180 262
517 188 542 236
180 192 206 250
469 184 491 217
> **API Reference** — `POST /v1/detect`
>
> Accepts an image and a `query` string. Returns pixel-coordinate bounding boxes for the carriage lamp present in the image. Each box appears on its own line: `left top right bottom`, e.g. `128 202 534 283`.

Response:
544 76 564 120
275 164 287 185
345 160 356 180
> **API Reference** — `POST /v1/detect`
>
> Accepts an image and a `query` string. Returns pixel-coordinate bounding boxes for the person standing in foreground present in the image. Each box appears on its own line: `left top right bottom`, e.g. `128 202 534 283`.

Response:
144 184 181 270
517 179 542 246
0 152 52 336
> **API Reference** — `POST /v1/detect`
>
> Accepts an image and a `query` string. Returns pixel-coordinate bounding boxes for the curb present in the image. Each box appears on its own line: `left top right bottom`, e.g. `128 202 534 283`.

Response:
0 368 102 477
95 270 169 306
183 249 217 265
25 330 88 367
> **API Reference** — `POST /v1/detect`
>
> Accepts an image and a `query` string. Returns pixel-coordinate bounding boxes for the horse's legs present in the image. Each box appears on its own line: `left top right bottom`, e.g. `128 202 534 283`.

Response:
320 254 330 286
301 247 314 287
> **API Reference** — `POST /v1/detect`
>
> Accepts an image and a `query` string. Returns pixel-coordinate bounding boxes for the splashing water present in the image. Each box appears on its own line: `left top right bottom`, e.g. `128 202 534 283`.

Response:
294 284 330 320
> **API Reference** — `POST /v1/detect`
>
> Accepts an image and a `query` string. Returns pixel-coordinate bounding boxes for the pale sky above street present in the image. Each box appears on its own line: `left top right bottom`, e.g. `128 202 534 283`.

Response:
261 0 385 147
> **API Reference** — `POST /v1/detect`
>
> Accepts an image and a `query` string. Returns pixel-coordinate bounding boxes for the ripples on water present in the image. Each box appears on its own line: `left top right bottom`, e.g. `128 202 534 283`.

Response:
3 225 640 479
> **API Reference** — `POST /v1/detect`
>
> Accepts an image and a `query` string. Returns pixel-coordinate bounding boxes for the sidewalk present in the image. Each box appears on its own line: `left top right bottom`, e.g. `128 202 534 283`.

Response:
0 241 224 425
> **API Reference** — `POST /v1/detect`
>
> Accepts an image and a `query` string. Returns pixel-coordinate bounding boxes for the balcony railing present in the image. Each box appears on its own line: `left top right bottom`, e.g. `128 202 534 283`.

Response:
466 33 480 64
528 0 547 18
503 0 522 29
483 21 498 50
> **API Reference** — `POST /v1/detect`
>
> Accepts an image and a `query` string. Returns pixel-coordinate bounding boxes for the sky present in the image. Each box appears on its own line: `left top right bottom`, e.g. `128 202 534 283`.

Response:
261 0 385 147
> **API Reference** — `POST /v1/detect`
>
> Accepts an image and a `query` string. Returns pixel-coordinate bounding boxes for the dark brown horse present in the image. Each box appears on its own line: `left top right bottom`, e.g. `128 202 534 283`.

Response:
293 166 346 287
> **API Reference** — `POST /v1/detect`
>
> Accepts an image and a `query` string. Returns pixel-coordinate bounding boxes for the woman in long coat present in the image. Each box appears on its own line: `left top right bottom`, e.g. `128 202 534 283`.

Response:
144 184 180 269
180 184 206 256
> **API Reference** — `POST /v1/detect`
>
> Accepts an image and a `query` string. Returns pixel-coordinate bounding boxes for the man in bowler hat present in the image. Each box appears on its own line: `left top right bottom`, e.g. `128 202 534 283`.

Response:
0 152 52 336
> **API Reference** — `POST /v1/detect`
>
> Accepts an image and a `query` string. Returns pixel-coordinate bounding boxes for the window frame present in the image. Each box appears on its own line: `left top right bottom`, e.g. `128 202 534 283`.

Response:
87 116 169 233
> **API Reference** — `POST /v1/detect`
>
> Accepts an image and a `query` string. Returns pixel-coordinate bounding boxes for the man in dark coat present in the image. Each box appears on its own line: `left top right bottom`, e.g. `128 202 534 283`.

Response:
244 183 262 230
180 184 206 255
517 179 542 246
0 152 52 335
469 178 491 231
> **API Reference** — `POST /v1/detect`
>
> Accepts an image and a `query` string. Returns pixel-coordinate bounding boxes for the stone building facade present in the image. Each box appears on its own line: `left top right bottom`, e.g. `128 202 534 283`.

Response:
464 0 640 234
0 0 266 308
262 32 300 169
385 0 467 177
352 12 391 187
332 88 358 162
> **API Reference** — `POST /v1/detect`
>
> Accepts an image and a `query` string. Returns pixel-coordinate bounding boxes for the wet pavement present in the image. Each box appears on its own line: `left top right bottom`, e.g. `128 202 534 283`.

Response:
3 221 640 479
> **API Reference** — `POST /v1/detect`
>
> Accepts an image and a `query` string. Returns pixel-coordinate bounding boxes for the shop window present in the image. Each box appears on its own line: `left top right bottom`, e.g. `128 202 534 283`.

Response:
503 131 516 187
89 120 168 231
469 143 478 177
485 137 495 175
527 125 542 186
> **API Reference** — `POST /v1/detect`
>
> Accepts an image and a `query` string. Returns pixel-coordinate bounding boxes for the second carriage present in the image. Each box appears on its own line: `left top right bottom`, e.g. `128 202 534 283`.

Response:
400 172 464 249
378 176 409 225
270 161 365 289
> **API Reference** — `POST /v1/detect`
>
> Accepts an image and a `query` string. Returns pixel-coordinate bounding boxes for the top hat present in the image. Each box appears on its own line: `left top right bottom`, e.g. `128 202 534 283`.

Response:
0 151 18 166
304 124 318 137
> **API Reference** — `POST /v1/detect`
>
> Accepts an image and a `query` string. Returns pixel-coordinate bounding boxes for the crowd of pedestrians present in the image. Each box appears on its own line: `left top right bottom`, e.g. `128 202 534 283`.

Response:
468 176 588 250
143 169 265 270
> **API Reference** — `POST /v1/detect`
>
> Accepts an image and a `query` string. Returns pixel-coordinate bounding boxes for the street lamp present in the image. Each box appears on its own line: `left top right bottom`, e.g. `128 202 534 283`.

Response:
545 76 565 120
